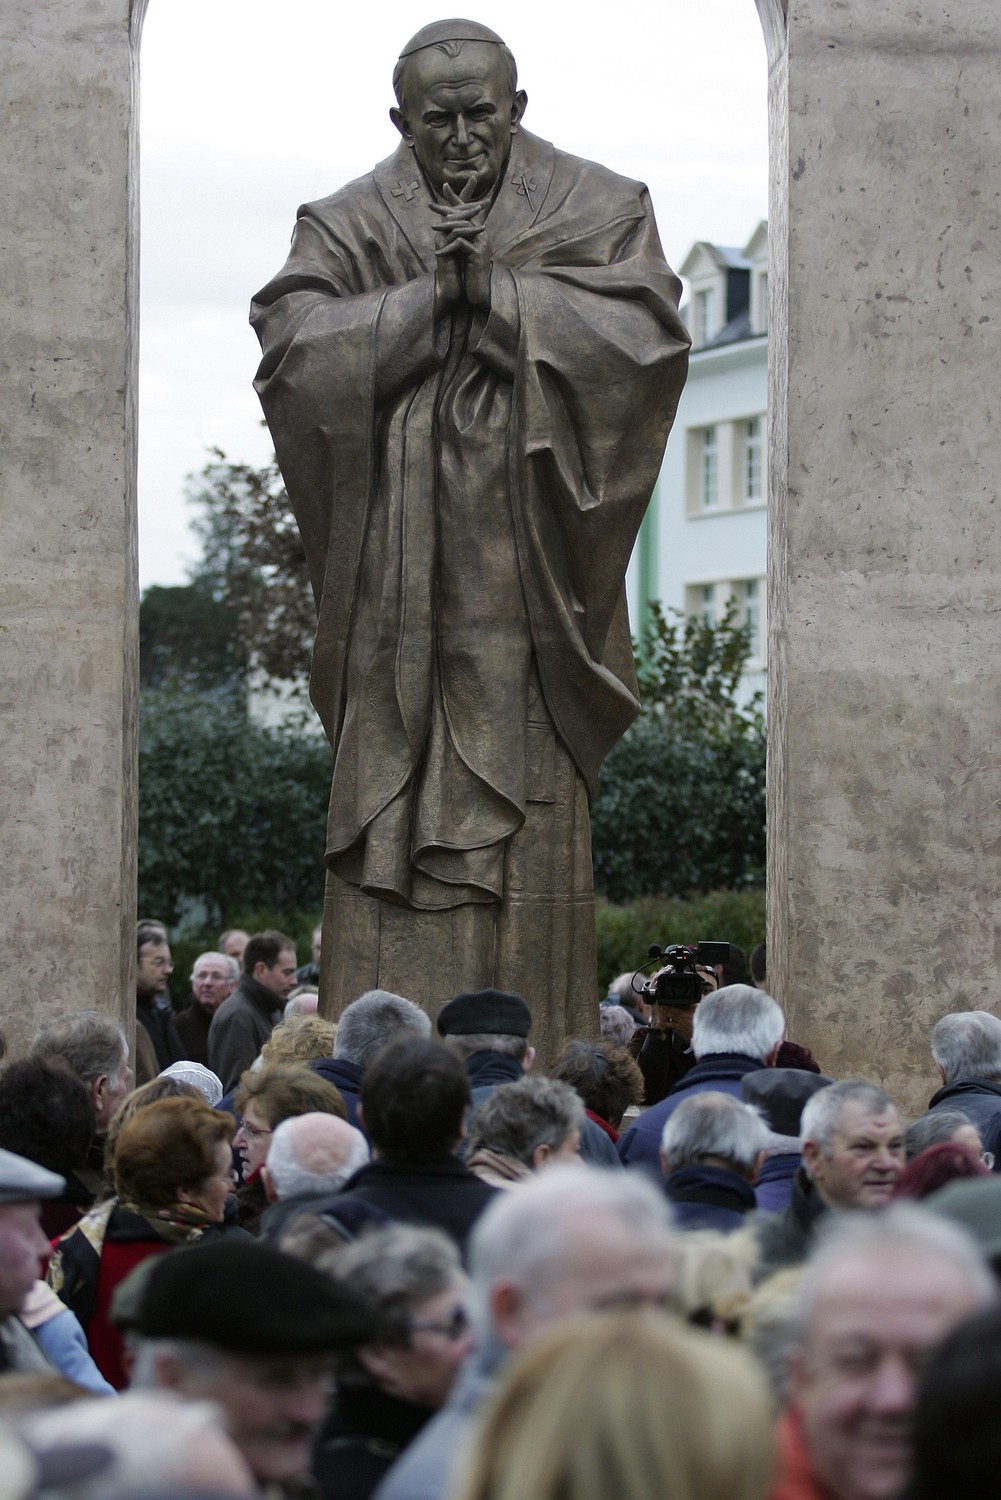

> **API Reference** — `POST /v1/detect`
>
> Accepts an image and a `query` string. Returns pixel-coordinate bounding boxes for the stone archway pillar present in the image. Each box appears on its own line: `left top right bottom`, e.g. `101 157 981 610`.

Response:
758 0 1001 1105
0 1 147 1056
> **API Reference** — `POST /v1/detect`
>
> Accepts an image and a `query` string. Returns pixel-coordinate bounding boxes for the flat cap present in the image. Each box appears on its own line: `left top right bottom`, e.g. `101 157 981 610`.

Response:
437 988 532 1039
137 1240 370 1356
0 1148 64 1207
741 1069 834 1138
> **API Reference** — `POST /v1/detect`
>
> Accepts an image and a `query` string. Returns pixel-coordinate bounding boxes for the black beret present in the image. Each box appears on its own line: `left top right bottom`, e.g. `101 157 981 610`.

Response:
741 1068 834 1138
136 1240 370 1356
437 988 532 1038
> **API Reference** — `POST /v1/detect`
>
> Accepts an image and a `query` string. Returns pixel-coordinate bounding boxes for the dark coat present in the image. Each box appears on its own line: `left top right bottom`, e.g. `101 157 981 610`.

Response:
208 975 283 1092
318 1158 497 1258
617 1054 768 1174
928 1077 1001 1132
258 1190 354 1243
313 1385 431 1500
174 999 214 1067
753 1167 828 1280
136 993 184 1074
663 1163 757 1233
310 1057 364 1128
628 1026 694 1106
465 1051 523 1113
754 1151 802 1214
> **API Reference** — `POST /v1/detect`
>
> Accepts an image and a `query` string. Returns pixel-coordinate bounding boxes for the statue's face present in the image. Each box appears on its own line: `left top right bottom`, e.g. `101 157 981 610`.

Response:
392 42 526 198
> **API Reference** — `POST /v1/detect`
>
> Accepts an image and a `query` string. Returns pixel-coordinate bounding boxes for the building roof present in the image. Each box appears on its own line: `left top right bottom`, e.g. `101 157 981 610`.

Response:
679 240 751 278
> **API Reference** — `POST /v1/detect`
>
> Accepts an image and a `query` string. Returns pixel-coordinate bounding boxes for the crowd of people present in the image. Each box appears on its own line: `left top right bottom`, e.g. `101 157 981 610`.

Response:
0 924 1000 1498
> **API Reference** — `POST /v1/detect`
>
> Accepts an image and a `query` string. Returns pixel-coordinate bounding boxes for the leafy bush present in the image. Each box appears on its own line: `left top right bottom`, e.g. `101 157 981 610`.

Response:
138 687 331 931
590 601 766 902
591 714 766 902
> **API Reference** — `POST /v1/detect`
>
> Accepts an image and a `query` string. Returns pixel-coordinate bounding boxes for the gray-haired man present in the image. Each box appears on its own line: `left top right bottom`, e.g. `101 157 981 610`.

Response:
755 1079 905 1279
617 983 785 1173
773 1206 995 1500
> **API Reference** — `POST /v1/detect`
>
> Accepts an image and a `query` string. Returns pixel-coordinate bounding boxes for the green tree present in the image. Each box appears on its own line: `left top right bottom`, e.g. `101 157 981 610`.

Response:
186 447 315 688
590 601 766 902
139 581 246 692
138 685 331 927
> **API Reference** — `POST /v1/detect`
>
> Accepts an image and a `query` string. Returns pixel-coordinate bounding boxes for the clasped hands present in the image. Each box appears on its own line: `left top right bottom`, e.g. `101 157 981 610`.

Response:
431 176 492 314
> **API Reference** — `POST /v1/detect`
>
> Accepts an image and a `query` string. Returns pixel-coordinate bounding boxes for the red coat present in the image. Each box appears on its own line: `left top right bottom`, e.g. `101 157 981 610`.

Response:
768 1410 828 1500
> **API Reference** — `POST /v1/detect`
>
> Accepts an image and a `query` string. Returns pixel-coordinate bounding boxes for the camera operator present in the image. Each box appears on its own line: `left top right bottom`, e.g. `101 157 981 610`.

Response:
627 960 718 1106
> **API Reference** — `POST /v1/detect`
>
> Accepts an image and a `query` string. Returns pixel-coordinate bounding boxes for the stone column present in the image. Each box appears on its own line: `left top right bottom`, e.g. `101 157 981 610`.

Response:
758 0 1001 1107
0 0 146 1057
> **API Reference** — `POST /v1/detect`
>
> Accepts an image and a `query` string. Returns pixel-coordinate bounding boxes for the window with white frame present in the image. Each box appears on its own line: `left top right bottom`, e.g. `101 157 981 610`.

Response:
743 417 763 503
694 287 715 347
739 577 762 659
687 417 766 514
685 577 766 665
700 426 719 509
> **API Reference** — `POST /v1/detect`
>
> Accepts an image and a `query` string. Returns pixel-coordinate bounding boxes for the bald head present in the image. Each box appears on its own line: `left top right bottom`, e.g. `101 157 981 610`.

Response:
263 1112 369 1202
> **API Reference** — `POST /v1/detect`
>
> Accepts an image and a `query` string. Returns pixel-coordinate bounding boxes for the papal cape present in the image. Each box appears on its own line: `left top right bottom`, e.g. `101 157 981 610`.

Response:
251 128 689 1032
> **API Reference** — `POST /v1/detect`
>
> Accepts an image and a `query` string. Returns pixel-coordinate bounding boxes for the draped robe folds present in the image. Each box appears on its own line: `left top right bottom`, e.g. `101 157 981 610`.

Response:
251 129 690 1046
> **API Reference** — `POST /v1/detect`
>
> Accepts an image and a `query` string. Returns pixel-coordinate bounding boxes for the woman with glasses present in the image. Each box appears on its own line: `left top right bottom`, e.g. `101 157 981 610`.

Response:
231 1062 347 1232
311 1223 474 1500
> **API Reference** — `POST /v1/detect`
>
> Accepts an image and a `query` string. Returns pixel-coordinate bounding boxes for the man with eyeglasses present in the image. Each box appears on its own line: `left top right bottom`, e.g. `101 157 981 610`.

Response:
755 1080 906 1281
175 951 239 1068
135 920 183 1085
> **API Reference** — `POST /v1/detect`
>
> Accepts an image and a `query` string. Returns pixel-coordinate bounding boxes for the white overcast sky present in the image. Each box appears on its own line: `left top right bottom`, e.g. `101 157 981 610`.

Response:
137 0 769 589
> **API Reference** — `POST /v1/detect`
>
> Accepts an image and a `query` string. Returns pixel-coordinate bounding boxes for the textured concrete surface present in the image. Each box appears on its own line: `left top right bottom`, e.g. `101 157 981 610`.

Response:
759 0 1001 1110
0 1 146 1058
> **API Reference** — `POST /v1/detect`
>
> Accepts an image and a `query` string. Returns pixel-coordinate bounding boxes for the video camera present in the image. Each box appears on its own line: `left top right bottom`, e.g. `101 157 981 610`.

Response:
643 941 733 1007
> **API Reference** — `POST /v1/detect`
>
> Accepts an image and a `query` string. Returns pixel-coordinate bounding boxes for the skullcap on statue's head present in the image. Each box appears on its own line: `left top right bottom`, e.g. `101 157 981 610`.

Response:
398 18 507 58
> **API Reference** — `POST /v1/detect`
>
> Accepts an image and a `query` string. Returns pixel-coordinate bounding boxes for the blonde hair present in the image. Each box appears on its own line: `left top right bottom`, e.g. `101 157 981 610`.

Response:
453 1312 774 1500
672 1227 759 1329
261 1013 337 1064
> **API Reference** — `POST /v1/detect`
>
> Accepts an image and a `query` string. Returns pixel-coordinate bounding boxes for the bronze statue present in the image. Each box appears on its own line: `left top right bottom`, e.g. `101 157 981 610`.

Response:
251 19 689 1054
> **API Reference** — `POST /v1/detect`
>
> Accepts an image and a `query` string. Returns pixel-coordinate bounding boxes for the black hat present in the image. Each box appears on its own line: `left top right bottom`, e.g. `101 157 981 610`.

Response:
437 988 532 1038
741 1068 834 1137
136 1240 369 1356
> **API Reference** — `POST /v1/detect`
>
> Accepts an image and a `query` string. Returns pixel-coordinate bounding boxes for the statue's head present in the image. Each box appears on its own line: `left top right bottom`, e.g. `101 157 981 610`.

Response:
390 19 528 198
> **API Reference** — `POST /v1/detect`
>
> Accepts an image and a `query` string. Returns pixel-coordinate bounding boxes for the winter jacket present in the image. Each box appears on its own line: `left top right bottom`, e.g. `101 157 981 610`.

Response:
663 1163 758 1232
617 1054 768 1174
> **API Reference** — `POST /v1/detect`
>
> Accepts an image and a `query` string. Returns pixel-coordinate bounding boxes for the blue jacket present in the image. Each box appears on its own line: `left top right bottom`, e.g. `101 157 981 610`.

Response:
663 1163 757 1233
617 1054 767 1174
310 1056 364 1127
754 1151 802 1213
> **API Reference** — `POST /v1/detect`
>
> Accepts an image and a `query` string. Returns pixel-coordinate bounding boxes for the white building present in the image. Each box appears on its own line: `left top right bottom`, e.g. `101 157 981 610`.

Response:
627 222 768 704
